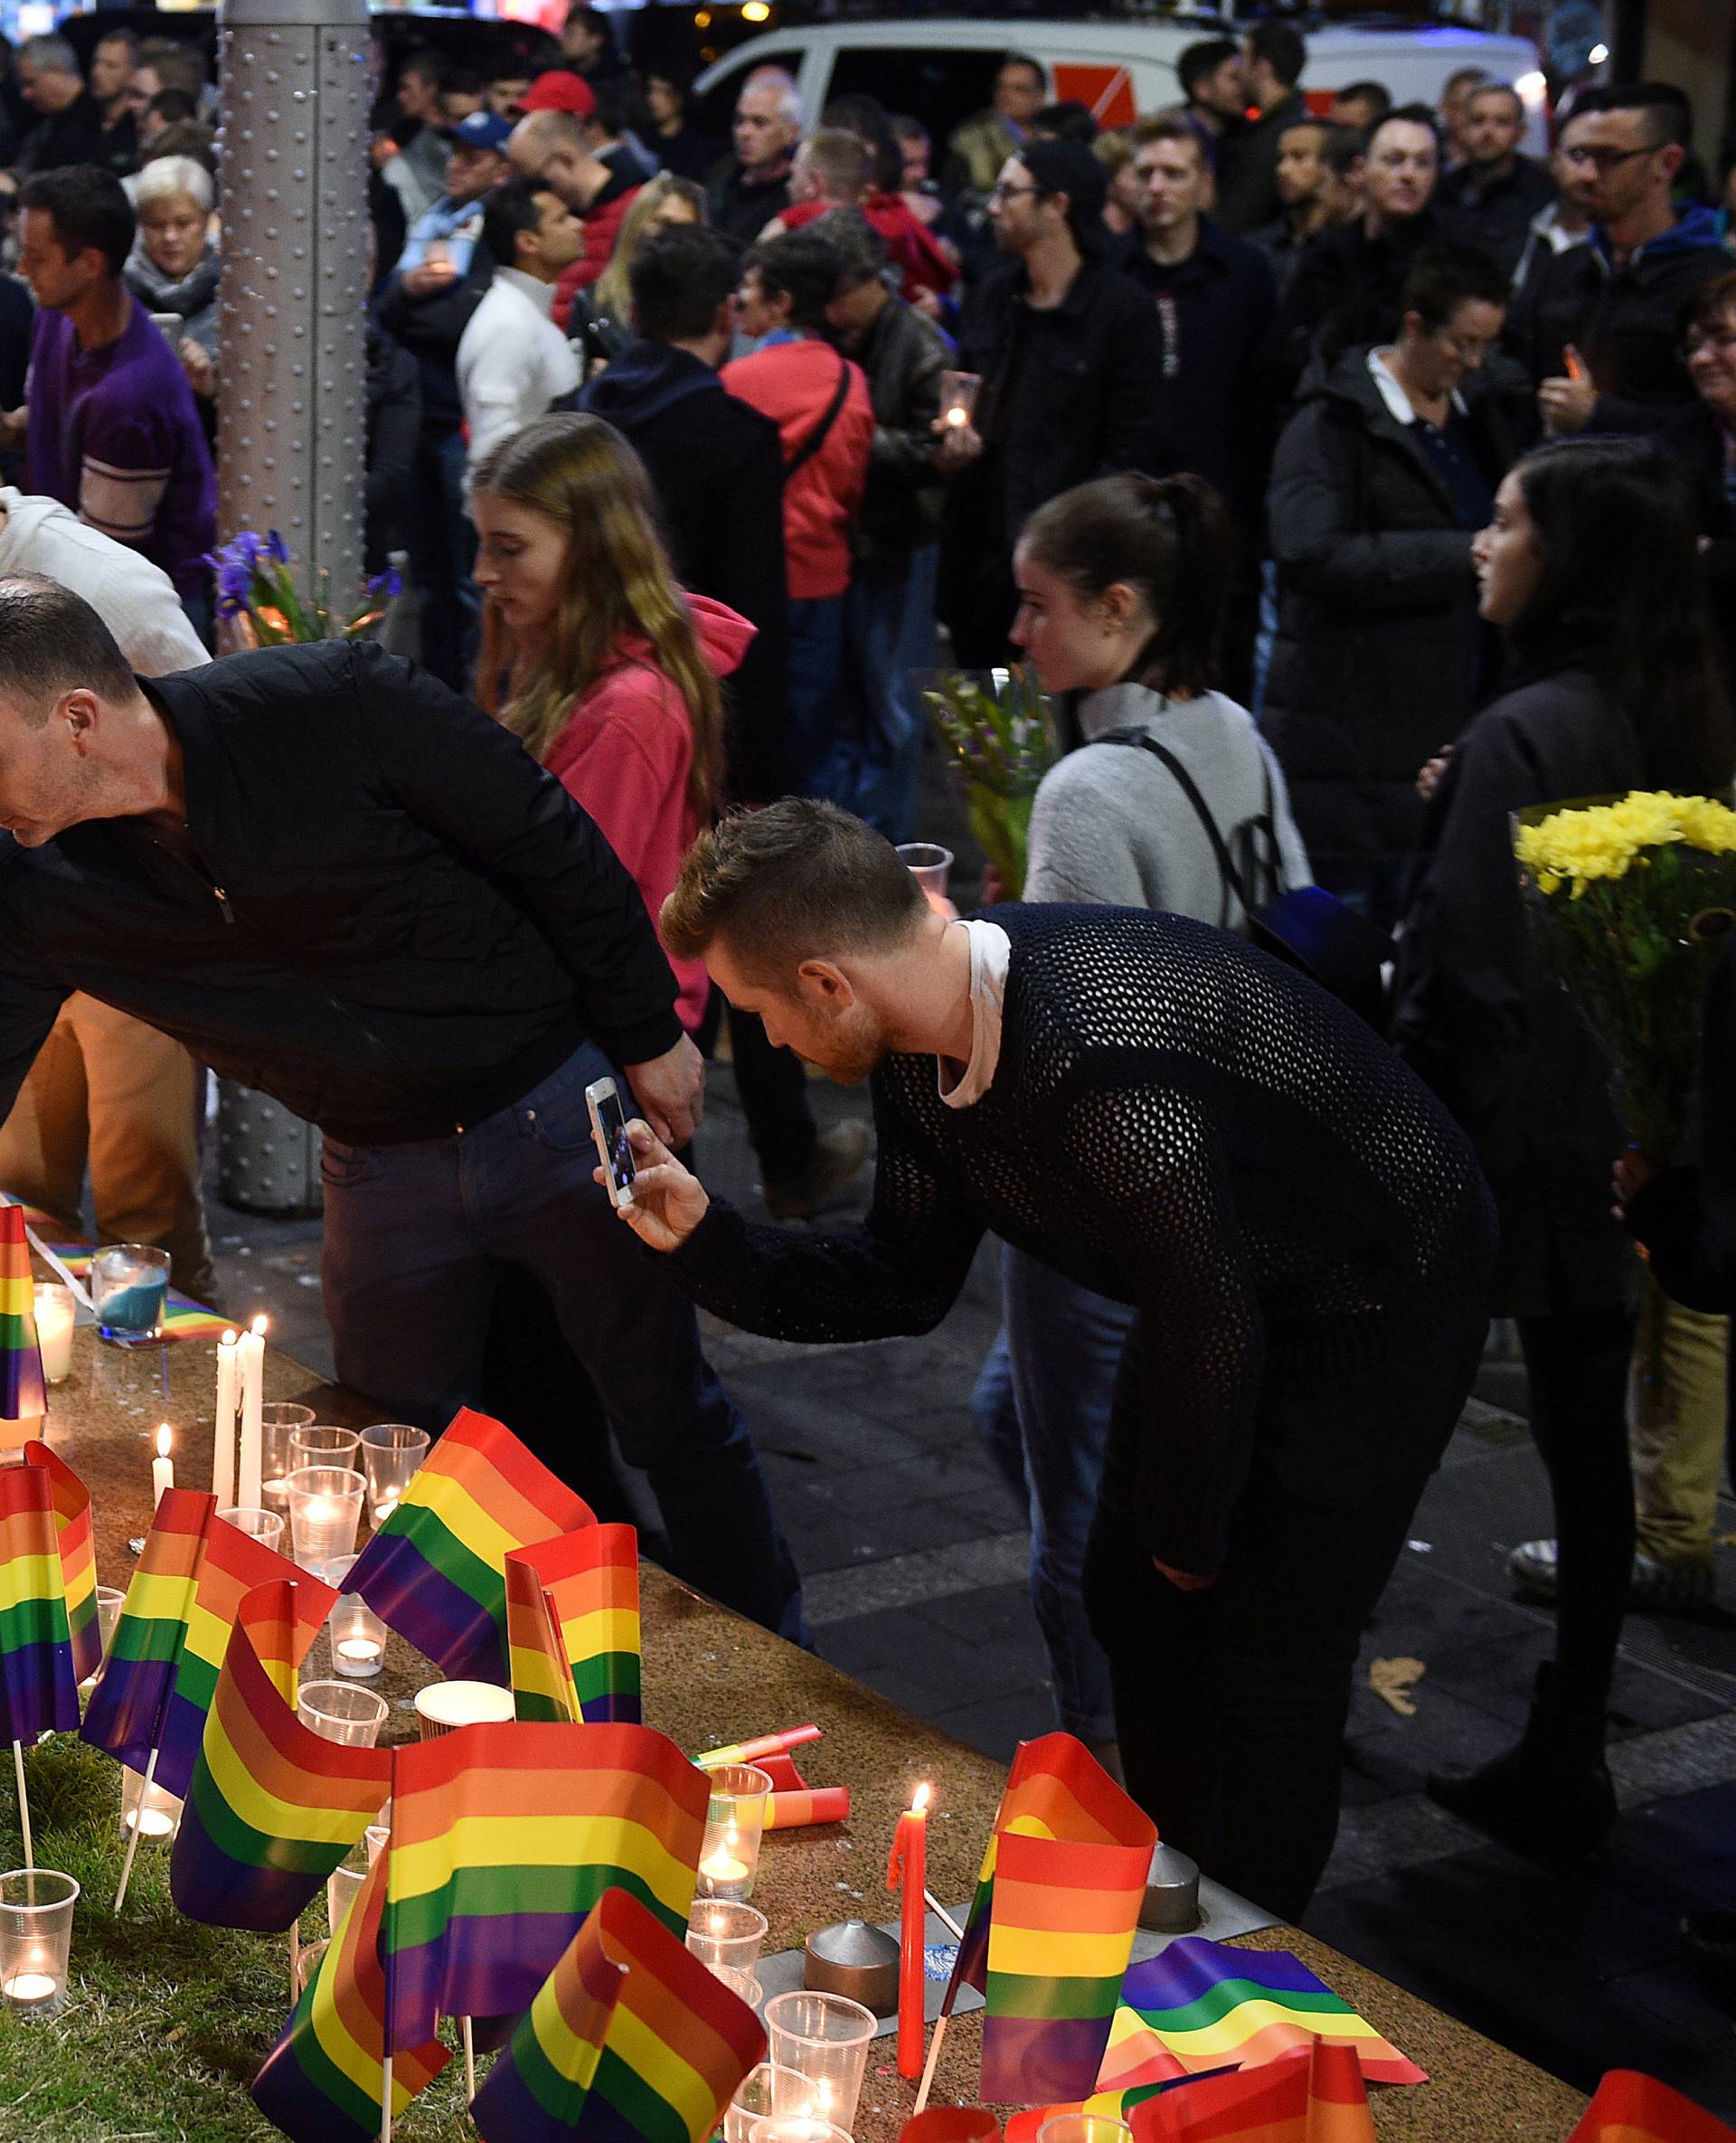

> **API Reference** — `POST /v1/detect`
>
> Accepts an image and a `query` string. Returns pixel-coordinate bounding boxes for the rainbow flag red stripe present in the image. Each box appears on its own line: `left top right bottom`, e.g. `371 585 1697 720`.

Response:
506 1525 642 1725
1567 2070 1736 2143
81 1490 328 1798
942 1732 1155 2106
382 1719 710 2053
1131 2039 1375 2141
22 1445 99 1685
1094 1940 1425 2090
252 1847 450 2143
171 1580 390 1931
0 1462 78 1743
0 1205 45 1421
344 1409 594 1685
471 1885 766 2143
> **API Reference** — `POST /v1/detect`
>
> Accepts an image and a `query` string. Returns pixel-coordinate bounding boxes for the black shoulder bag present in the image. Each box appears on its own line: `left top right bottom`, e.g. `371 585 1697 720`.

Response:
782 355 853 487
1098 727 1394 1029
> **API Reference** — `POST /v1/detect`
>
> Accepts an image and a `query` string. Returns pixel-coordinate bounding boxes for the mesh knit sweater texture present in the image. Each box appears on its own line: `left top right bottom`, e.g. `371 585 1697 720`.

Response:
672 904 1497 1575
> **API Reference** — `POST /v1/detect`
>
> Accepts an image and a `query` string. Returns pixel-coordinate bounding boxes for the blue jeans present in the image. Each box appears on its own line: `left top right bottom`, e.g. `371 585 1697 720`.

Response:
787 593 846 798
985 1244 1134 1743
320 1042 806 1642
816 546 939 841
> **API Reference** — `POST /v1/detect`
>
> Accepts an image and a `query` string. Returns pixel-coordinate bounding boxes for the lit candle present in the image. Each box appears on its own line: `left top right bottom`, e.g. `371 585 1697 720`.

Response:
32 1286 74 1385
212 1328 239 1509
887 1782 929 2079
237 1316 266 1510
336 1637 382 1665
701 1822 750 1886
152 1424 175 1507
2 1970 58 2008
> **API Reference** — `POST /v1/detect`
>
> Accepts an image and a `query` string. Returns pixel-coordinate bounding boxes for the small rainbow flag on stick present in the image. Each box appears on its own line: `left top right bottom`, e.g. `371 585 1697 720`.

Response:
471 1885 766 2143
1134 2038 1376 2141
506 1524 642 1725
344 1409 594 1685
382 1718 710 2053
252 1847 451 2143
1567 2070 1736 2143
939 1732 1156 2106
171 1579 392 1931
1094 1940 1425 2091
23 1445 99 1684
0 1203 45 1432
0 1459 80 1861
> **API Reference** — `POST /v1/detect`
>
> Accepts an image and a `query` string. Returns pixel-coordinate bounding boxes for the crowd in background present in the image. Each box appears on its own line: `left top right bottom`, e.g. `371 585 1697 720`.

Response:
1 6 1736 1933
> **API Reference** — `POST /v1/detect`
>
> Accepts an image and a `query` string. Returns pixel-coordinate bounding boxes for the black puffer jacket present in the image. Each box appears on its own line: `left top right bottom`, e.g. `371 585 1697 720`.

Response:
0 641 682 1145
1264 348 1514 887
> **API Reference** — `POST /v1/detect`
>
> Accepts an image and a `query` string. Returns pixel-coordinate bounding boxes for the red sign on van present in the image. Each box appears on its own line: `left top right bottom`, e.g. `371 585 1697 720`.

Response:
1051 63 1138 129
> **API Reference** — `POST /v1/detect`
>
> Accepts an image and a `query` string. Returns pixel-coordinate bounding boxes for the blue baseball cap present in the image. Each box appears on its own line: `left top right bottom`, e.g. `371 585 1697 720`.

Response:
444 109 514 154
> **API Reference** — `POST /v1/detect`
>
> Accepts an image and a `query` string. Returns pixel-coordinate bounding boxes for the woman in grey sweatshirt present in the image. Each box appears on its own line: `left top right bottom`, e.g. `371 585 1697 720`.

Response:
974 472 1310 1770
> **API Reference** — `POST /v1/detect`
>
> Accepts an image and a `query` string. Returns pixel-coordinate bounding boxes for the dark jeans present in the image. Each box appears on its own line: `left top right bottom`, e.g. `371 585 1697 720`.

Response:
1083 1320 1471 1922
320 1041 805 1642
726 1001 817 1189
1517 1308 1638 1716
404 423 481 692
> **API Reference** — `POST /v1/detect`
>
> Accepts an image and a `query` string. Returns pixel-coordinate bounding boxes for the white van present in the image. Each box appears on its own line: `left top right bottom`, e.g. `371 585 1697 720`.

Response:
692 18 1549 155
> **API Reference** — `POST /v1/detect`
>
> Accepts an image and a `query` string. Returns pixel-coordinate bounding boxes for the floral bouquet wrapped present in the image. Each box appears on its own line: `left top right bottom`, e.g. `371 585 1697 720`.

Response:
1513 790 1736 1163
919 666 1059 897
206 529 400 646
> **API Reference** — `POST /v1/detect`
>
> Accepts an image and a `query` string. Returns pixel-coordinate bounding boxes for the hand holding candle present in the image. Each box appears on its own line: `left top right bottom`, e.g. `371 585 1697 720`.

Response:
887 1781 930 2079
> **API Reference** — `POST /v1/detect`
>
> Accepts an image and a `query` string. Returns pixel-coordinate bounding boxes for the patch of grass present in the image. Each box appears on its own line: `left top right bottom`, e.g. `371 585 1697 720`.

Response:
0 1736 476 2142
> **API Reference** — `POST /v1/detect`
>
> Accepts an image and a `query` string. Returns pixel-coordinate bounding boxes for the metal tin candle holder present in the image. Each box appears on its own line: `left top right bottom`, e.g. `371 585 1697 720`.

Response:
803 1919 900 2016
1139 1843 1201 1934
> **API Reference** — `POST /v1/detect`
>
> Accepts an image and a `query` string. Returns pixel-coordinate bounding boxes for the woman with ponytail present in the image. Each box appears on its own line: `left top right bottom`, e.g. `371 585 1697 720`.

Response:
971 469 1311 1770
471 411 741 1034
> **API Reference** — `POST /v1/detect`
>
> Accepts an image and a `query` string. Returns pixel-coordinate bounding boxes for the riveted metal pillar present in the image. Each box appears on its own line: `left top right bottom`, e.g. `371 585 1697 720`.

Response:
213 0 371 1216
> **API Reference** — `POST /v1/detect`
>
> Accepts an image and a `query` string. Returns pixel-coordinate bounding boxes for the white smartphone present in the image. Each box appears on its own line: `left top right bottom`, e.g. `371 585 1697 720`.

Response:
586 1077 636 1208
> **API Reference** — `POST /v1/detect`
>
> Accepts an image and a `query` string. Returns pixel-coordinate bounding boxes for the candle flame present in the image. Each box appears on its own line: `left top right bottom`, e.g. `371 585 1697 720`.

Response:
250 1313 269 1337
156 1423 172 1459
911 1782 931 1815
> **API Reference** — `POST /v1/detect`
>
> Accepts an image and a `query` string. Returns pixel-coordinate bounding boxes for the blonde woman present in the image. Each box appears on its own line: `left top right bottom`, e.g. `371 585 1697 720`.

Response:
470 411 746 1034
576 174 705 373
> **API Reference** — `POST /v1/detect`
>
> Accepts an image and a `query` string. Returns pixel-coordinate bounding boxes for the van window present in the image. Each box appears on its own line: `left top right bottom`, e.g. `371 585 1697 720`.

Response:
825 45 1005 151
690 49 804 141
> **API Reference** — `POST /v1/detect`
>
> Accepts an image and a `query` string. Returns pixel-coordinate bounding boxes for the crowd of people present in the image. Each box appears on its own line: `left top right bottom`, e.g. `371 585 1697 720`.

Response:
0 10 1733 1946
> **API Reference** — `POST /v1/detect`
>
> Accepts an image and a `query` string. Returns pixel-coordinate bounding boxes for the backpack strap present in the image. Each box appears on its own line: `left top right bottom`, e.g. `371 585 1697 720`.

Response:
782 354 853 486
1095 725 1257 925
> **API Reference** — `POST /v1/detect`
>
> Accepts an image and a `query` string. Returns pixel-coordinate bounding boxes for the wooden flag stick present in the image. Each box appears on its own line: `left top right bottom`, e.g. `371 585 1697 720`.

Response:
923 1890 964 1941
12 1740 32 1870
380 2053 393 2143
113 1745 161 1912
913 2012 948 2117
288 1917 300 2001
462 2016 476 2100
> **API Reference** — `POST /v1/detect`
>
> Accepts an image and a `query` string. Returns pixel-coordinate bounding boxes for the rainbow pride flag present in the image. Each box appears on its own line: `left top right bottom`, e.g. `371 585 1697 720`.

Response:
941 1732 1156 2106
1094 1940 1425 2090
252 1847 451 2143
19 1444 99 1685
506 1524 642 1725
0 1462 78 1743
471 1884 766 2143
1568 2071 1736 2143
382 1718 710 2053
344 1408 593 1684
1134 2039 1375 2141
82 1490 333 1798
0 1204 44 1421
171 1579 392 1931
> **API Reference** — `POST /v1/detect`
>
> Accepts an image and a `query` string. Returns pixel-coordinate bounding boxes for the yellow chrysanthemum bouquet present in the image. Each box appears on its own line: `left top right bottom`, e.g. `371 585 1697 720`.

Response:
1513 792 1736 1161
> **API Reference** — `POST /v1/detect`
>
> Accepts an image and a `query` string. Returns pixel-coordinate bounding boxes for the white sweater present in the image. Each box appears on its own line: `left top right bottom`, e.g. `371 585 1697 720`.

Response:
0 488 209 675
456 268 581 477
1024 684 1312 926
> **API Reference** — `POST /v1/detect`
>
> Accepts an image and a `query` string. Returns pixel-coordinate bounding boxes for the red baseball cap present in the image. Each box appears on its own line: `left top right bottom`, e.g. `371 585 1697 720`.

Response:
520 71 597 118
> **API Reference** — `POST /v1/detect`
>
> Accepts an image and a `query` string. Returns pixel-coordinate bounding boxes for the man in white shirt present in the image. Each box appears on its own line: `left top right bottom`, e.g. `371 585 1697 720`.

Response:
457 176 585 477
0 496 216 1301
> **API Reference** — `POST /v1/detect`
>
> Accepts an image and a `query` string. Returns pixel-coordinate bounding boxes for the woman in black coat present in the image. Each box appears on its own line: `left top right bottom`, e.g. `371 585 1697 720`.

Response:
1393 436 1736 1860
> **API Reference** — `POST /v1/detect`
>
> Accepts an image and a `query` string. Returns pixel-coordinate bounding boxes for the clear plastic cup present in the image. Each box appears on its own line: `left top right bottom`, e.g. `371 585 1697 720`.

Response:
286 1465 365 1571
895 843 956 916
91 1244 169 1345
696 1762 771 1902
725 2065 819 2143
297 1681 389 1748
119 1766 182 1842
326 1843 369 1939
686 1898 769 1972
762 1990 876 2130
1038 2120 1131 2143
297 1937 329 1990
938 368 980 430
749 2120 852 2143
289 1424 363 1471
715 1963 763 2011
94 1585 123 1653
218 1506 286 1553
0 1869 79 2017
259 1403 317 1521
359 1423 429 1525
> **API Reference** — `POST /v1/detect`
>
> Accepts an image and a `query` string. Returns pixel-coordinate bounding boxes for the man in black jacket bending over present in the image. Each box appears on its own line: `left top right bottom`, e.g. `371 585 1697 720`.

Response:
613 801 1496 1921
0 577 803 1642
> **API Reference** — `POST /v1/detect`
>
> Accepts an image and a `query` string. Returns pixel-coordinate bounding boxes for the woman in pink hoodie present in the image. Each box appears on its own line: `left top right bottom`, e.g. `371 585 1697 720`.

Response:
469 412 753 1033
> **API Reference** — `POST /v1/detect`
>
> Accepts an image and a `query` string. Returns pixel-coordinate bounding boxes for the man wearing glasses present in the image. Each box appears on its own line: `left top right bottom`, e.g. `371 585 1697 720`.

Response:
1506 81 1727 439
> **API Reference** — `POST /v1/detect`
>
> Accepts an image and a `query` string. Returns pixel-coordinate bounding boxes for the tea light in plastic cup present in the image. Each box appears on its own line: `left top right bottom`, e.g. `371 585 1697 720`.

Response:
0 1869 79 2017
894 843 956 917
939 368 980 430
297 1680 389 1748
32 1284 74 1384
715 1964 764 2013
686 1898 768 1972
725 2064 818 2143
297 1938 330 1991
762 1990 876 2130
218 1506 286 1554
259 1402 317 1519
360 1423 429 1525
413 1680 515 1740
286 1465 365 1571
91 1243 169 1345
1037 2119 1132 2143
330 1590 388 1677
120 1766 183 1841
697 1763 771 1902
289 1424 363 1471
364 1821 390 1865
748 2119 852 2143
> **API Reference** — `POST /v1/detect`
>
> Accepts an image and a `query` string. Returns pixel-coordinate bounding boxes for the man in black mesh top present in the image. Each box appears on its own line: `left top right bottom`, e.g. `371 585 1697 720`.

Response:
612 801 1496 1921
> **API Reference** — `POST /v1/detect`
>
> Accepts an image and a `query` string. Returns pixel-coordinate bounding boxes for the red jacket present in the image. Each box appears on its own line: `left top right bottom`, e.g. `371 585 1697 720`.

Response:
781 194 959 302
553 178 643 322
543 593 753 1033
722 339 873 600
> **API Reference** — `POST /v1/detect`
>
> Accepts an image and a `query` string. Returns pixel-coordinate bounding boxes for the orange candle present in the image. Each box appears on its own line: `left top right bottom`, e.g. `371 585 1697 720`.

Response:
887 1782 930 2079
